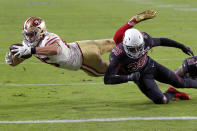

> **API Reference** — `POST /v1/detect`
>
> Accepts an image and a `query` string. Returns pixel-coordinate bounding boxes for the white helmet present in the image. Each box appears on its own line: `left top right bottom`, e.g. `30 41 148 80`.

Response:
22 17 47 47
123 28 145 59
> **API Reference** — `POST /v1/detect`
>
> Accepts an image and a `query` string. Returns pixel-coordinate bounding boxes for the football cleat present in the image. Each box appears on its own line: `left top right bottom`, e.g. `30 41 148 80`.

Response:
167 87 190 100
135 10 157 22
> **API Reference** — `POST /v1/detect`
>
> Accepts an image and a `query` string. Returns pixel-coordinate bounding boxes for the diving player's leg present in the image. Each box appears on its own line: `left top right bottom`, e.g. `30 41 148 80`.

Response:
167 87 190 100
81 53 109 77
134 10 157 23
77 39 115 54
77 39 112 76
135 77 174 104
93 39 115 55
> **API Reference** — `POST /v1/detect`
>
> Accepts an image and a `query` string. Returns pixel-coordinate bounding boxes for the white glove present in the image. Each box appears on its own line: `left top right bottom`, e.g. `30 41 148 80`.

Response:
11 44 31 58
5 52 13 64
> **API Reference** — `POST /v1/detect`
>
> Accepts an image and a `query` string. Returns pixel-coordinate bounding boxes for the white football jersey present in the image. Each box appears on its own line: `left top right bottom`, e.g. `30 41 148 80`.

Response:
22 32 83 70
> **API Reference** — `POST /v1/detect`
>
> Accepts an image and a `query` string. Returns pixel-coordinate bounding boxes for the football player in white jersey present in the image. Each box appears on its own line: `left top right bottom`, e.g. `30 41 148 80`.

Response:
5 17 115 76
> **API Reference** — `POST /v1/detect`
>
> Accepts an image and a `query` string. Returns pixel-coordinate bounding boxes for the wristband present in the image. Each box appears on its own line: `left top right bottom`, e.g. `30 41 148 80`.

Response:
31 47 36 54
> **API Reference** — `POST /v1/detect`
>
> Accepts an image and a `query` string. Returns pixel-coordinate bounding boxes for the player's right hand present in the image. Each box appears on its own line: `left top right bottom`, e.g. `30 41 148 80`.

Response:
181 46 194 56
11 44 32 58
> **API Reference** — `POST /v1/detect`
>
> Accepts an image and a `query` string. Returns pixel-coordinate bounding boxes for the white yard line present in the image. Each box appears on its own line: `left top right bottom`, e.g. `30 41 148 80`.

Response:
124 0 197 12
0 116 197 124
0 82 104 87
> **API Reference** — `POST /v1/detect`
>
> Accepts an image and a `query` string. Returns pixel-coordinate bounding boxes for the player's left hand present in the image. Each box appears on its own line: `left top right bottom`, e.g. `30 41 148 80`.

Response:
11 44 32 58
5 52 13 64
181 46 194 56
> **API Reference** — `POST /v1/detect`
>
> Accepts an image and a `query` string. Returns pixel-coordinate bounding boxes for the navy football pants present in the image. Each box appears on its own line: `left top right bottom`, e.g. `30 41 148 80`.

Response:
135 58 197 104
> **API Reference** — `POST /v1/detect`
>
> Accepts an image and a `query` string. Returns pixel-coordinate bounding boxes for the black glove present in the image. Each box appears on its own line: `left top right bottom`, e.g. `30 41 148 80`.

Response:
127 72 140 81
181 46 194 56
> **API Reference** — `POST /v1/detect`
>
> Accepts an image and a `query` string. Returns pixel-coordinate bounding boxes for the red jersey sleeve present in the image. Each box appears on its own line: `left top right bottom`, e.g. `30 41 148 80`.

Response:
113 18 137 45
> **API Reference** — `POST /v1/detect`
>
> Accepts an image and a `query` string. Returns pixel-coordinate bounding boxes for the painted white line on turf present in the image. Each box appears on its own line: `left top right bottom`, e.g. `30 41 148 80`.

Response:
174 8 197 11
0 116 197 123
0 82 104 87
124 0 197 12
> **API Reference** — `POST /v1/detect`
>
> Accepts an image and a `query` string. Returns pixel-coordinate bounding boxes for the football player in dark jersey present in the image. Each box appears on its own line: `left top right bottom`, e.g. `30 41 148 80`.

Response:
104 10 196 104
167 56 197 99
175 56 197 79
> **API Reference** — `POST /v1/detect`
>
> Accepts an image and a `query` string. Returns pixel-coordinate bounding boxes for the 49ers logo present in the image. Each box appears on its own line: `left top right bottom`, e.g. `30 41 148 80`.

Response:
33 19 41 26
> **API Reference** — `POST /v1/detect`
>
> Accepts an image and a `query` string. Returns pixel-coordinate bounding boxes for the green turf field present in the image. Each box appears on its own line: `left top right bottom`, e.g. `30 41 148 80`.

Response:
0 0 197 130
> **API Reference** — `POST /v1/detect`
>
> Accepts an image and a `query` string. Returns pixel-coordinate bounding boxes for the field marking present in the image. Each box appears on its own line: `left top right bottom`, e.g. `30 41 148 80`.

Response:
124 0 197 12
0 116 197 124
0 82 104 87
174 8 197 11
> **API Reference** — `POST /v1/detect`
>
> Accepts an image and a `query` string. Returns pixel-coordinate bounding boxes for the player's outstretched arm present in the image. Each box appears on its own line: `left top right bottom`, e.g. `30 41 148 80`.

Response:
152 38 194 56
113 10 157 45
104 63 140 84
11 43 60 59
35 43 60 56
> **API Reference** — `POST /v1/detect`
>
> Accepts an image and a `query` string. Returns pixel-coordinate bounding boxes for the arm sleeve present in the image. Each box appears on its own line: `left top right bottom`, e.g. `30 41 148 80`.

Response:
152 38 185 49
113 17 138 45
113 23 131 45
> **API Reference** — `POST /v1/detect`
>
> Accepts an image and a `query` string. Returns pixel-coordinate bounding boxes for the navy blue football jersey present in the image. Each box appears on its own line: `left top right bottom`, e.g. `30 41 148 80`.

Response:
110 32 154 74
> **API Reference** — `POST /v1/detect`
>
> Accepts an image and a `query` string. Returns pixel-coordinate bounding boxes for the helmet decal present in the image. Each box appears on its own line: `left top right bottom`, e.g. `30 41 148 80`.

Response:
32 19 41 27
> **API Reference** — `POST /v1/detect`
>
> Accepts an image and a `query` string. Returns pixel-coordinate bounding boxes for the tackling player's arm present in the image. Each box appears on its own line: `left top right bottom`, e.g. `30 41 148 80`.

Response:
152 38 194 56
104 52 140 84
104 63 130 84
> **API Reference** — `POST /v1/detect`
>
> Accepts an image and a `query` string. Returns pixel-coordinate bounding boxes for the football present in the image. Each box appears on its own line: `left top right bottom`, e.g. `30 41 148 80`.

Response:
9 43 32 59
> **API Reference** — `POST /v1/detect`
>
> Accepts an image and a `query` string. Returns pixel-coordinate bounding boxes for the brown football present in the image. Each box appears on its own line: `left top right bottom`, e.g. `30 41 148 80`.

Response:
9 43 32 59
